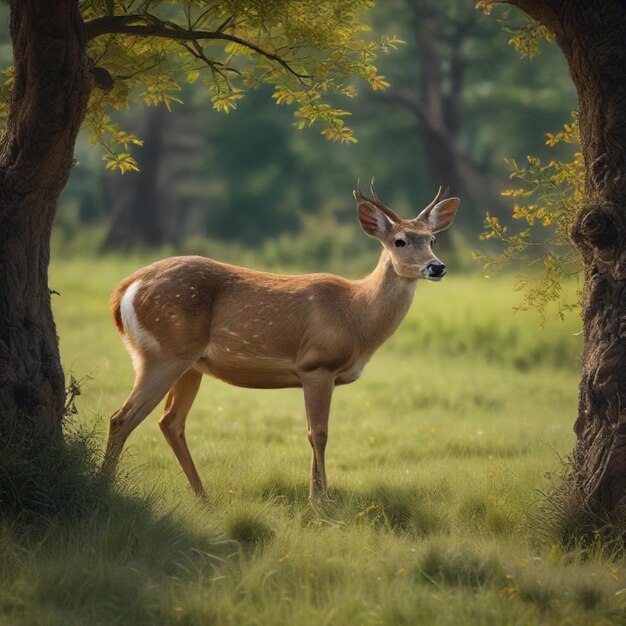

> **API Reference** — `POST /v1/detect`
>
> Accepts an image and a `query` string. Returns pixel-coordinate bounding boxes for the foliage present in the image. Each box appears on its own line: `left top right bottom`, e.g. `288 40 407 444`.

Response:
0 1 396 169
0 2 583 278
72 1 576 246
476 1 554 58
476 114 583 319
71 0 399 171
473 1 583 319
259 209 373 274
506 20 553 59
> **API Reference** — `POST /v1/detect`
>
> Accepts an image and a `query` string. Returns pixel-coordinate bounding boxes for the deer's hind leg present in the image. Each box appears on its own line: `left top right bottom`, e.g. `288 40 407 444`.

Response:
103 355 193 476
158 368 205 497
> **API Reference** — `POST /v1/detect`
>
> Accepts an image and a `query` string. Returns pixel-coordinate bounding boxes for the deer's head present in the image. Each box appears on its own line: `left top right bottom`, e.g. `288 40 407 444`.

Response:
354 183 460 281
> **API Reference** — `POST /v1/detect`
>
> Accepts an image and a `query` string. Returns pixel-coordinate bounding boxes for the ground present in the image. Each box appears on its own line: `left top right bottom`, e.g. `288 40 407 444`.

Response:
2 255 625 625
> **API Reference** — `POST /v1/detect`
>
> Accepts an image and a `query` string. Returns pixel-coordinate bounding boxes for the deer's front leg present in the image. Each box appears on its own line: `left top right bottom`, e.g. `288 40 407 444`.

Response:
302 373 334 501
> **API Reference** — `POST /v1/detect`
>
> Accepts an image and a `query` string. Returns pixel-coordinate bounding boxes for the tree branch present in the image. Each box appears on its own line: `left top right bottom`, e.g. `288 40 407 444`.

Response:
483 0 562 32
376 86 429 126
84 15 310 79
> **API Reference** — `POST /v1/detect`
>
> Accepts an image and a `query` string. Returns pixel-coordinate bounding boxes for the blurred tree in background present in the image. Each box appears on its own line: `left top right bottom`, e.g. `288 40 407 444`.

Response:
102 102 207 249
379 0 508 238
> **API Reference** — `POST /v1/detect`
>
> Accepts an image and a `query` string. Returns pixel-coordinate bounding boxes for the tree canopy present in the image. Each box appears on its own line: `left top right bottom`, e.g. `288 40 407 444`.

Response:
47 0 398 173
36 0 576 254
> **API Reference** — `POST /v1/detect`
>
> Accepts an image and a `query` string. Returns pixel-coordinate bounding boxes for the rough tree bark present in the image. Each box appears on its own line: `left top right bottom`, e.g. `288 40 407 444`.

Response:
0 1 92 437
510 0 626 512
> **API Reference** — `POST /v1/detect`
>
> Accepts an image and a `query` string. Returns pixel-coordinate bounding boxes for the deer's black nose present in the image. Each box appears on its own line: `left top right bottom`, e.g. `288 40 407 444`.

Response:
426 262 446 278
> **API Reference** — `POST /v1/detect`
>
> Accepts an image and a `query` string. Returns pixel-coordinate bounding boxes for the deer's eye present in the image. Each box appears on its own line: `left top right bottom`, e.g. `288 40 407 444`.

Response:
394 239 406 248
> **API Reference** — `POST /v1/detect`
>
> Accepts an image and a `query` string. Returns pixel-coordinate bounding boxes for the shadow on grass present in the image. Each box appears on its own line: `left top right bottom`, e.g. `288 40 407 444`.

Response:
531 464 626 560
254 462 626 550
259 474 451 537
0 419 232 626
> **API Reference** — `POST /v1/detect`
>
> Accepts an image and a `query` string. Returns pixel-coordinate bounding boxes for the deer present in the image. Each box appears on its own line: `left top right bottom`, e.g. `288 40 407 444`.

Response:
103 184 460 500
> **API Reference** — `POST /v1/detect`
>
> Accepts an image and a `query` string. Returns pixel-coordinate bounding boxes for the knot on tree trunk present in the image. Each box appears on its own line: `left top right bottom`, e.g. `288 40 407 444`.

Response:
90 66 114 93
573 205 619 250
572 204 626 280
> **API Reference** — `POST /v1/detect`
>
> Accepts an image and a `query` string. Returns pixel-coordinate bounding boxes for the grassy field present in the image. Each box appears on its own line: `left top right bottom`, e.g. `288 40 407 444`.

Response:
3 255 626 625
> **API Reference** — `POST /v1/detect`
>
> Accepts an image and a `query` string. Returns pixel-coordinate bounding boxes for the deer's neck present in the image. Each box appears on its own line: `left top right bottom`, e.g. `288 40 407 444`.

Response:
354 249 417 350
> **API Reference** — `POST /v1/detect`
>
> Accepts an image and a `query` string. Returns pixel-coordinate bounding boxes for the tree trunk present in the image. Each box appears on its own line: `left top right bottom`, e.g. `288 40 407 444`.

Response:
415 16 503 222
562 4 626 512
517 0 626 512
102 104 208 251
103 106 171 250
0 1 92 437
383 4 505 256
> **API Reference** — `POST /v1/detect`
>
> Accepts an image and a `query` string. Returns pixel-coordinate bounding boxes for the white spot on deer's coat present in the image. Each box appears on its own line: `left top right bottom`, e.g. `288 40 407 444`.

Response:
120 281 160 353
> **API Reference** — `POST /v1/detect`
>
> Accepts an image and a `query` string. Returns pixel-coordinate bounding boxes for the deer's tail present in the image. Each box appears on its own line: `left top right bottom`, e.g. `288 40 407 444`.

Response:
109 276 136 335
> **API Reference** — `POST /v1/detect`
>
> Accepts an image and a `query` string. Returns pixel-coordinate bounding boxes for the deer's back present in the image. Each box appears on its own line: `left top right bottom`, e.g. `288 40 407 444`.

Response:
112 256 361 386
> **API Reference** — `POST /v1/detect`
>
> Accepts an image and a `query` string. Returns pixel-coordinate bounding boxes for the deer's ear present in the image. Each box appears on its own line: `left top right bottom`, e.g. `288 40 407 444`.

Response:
356 199 395 239
417 197 460 233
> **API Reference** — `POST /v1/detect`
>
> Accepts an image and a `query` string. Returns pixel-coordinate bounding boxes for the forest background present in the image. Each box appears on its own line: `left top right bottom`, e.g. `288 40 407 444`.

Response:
0 1 576 270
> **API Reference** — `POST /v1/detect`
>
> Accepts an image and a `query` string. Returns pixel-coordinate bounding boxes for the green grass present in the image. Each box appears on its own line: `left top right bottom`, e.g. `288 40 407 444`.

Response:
4 255 626 625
